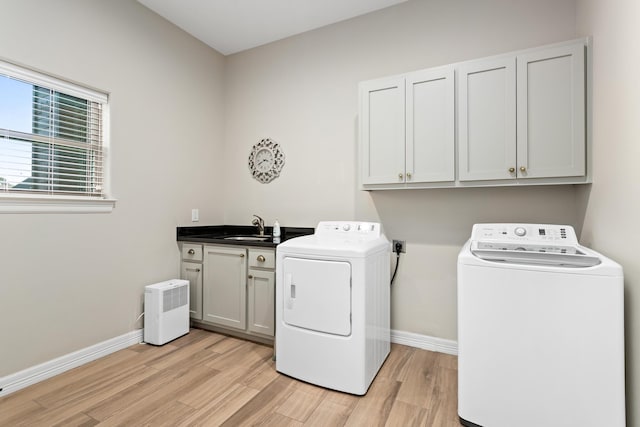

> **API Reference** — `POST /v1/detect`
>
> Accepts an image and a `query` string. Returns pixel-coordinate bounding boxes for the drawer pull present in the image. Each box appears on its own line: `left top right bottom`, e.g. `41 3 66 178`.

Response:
257 255 266 262
248 274 253 279
187 249 195 255
239 253 245 258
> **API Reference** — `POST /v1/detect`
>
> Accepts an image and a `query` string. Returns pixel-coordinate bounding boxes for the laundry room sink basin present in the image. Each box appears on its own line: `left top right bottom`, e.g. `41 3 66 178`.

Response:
223 235 271 242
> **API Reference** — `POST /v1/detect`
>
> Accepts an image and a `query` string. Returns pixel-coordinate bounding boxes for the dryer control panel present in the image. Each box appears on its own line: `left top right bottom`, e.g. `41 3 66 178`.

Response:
315 221 382 239
471 223 578 245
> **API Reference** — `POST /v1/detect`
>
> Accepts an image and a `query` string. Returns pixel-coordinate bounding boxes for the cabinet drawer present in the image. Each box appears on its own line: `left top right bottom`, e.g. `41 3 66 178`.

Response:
182 243 203 261
248 249 275 269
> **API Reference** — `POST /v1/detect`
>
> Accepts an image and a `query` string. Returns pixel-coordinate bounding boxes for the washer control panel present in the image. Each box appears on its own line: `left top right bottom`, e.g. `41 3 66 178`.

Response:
471 223 578 245
316 221 382 239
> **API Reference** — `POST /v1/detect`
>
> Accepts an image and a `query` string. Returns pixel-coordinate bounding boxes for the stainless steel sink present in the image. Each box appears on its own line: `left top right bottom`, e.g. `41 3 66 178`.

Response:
223 235 271 242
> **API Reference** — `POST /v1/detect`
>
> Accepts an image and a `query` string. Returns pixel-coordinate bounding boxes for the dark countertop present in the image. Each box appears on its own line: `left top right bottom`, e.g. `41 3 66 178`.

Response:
177 225 314 248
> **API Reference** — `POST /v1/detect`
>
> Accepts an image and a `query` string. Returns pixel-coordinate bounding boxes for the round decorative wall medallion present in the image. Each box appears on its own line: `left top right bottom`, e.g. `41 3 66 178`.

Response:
248 138 285 183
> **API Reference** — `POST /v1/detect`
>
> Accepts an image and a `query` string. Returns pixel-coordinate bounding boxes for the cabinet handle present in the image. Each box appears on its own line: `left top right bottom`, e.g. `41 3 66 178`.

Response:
187 249 195 255
508 167 515 173
520 166 527 172
406 172 412 180
248 274 253 279
195 268 200 272
398 173 403 180
239 253 245 258
257 255 266 262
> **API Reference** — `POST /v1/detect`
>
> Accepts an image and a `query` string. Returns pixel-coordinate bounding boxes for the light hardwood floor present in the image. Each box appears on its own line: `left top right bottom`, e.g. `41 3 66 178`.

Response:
0 329 460 426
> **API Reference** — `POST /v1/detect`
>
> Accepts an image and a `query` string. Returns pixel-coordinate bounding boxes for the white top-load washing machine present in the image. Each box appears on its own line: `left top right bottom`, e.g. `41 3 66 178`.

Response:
276 221 391 395
458 223 625 427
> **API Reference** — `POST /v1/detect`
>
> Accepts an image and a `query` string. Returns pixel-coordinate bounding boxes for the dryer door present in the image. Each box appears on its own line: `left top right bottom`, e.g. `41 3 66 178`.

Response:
282 256 351 336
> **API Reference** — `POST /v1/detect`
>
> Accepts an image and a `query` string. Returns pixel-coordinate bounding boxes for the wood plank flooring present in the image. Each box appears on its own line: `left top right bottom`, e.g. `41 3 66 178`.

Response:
0 329 459 426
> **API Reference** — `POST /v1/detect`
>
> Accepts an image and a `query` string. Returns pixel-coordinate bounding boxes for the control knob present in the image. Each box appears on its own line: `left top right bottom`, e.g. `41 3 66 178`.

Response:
514 227 527 237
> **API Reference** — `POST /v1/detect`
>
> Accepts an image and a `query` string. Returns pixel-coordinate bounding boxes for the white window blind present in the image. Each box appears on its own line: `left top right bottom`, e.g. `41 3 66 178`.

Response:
0 60 108 199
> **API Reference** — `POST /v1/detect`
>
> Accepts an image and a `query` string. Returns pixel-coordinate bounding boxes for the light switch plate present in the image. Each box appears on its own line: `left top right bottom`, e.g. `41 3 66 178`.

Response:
191 208 199 222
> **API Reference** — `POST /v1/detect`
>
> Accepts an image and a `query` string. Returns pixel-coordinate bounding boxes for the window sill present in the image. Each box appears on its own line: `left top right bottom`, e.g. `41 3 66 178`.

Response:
0 194 116 213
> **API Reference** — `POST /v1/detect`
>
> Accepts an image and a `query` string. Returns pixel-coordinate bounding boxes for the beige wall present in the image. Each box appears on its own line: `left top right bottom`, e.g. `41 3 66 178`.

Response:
223 0 579 340
576 0 640 424
0 0 226 376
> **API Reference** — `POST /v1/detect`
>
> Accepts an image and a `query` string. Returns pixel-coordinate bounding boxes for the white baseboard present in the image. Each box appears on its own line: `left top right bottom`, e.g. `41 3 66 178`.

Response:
391 329 458 355
0 329 143 397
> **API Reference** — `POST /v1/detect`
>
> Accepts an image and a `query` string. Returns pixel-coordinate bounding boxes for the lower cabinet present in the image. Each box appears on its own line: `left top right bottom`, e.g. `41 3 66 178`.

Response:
180 243 203 321
181 262 203 320
181 242 276 342
202 245 247 330
247 268 275 336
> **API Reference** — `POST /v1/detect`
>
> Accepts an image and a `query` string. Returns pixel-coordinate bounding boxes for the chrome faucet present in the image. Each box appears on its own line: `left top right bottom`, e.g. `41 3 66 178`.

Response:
252 214 265 236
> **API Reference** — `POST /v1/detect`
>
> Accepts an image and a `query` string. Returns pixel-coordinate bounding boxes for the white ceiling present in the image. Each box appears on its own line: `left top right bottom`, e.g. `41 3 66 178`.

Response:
137 0 408 55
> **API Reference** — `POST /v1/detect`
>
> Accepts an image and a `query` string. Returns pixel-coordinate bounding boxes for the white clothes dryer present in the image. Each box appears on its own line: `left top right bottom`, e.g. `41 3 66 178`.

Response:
276 221 390 395
458 223 625 427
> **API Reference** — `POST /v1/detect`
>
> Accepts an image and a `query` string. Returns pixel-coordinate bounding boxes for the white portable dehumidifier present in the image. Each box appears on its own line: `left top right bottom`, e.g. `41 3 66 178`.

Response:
144 279 190 345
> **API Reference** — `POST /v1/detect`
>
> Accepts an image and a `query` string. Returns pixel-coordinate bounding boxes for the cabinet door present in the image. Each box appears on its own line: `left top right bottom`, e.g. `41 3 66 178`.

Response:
360 76 405 184
203 246 247 330
517 43 585 178
406 66 455 183
458 57 516 181
247 269 275 337
181 262 203 320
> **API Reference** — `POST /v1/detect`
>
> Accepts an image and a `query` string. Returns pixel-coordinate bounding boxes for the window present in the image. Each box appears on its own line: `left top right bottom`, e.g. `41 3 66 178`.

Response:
0 59 113 213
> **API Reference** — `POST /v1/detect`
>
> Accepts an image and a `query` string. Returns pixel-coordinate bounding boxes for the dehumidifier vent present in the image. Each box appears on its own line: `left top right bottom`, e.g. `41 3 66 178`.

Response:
144 279 189 345
163 284 188 312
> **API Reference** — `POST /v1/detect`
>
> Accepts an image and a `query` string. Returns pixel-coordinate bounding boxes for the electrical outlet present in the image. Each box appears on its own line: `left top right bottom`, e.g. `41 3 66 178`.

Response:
392 240 406 253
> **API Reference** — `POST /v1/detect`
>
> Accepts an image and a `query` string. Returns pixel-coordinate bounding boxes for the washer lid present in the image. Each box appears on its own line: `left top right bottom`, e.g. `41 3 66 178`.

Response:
471 241 601 267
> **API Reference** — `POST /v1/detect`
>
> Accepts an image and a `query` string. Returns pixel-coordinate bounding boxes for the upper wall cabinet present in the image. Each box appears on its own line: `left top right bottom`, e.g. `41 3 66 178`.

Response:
459 42 585 181
407 68 455 183
360 76 405 185
360 66 455 186
458 57 516 181
516 43 585 179
359 38 590 190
